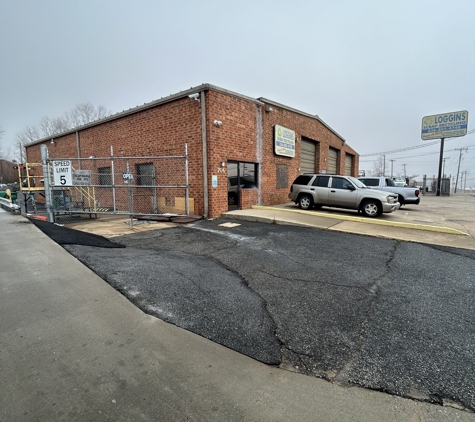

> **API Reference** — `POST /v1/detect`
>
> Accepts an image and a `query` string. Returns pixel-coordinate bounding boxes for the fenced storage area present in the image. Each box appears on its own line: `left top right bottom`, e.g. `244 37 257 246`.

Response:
17 146 191 225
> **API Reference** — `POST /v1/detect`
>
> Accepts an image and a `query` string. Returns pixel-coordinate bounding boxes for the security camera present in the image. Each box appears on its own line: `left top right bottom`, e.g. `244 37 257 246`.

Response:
213 120 223 127
188 93 200 101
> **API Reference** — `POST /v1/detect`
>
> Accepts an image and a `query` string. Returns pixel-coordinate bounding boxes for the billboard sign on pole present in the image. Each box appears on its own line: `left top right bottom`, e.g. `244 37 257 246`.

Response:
421 110 468 140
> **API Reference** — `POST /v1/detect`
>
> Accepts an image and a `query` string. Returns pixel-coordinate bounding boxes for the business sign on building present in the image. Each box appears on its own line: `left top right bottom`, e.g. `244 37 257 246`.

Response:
52 160 73 186
421 110 468 140
73 170 91 186
274 125 296 157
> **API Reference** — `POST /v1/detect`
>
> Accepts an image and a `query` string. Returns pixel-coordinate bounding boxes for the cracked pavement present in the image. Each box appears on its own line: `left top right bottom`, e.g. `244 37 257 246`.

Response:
32 218 475 413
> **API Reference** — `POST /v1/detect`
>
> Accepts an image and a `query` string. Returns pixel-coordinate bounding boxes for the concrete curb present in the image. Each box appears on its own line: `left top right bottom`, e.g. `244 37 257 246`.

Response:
251 205 468 236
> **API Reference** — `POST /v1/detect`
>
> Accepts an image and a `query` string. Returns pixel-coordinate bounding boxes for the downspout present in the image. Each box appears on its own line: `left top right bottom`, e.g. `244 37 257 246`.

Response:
76 131 81 169
201 91 208 218
256 104 263 205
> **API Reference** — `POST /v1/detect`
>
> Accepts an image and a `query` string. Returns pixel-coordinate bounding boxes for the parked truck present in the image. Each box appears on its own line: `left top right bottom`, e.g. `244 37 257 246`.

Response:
358 177 420 207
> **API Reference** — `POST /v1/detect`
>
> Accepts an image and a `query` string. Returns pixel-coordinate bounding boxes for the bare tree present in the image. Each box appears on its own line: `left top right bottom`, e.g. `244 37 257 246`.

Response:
372 156 385 176
67 103 109 127
13 103 111 161
39 116 71 136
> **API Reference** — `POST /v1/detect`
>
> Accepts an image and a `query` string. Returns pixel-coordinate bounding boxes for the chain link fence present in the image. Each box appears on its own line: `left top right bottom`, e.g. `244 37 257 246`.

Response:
422 175 451 195
44 149 190 225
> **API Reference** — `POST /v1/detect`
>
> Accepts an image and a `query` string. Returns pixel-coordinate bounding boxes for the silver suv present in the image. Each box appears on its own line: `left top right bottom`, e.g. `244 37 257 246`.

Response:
289 174 399 217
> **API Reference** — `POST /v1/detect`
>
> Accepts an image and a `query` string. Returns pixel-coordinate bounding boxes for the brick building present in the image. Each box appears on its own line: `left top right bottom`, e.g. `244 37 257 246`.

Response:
25 83 359 218
0 159 18 185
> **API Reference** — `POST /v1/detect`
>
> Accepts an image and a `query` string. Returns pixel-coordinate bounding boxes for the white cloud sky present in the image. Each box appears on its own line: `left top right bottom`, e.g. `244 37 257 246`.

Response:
1 0 474 183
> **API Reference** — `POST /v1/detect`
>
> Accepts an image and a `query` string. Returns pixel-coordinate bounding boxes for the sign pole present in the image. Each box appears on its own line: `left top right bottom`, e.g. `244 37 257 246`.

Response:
436 138 445 196
422 110 469 196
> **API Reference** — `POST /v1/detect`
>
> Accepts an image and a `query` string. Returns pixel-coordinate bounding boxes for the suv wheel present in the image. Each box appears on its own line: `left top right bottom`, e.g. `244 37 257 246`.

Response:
361 200 381 217
298 194 313 210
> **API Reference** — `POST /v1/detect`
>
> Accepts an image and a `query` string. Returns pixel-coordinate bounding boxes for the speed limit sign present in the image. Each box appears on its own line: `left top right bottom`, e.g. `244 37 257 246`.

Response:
53 160 73 186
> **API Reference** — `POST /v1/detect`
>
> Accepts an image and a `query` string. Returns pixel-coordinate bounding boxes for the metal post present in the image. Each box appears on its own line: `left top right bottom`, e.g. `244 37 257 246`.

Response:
442 157 450 178
454 148 467 193
40 145 54 222
127 160 133 227
436 138 445 196
152 166 157 214
185 143 189 216
111 146 116 212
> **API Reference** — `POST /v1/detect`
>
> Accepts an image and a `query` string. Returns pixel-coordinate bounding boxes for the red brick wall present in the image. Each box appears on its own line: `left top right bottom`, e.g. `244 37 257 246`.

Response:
240 188 258 210
26 97 207 214
205 90 260 217
0 159 20 184
25 88 360 218
261 106 358 206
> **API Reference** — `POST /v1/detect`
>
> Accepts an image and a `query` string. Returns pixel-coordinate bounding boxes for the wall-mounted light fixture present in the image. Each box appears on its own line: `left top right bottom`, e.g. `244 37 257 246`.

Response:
220 161 226 167
265 105 273 113
50 139 55 144
213 120 222 127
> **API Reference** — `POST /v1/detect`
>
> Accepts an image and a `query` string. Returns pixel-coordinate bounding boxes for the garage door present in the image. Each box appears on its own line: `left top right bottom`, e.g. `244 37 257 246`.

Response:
328 148 338 174
344 153 353 176
300 139 316 173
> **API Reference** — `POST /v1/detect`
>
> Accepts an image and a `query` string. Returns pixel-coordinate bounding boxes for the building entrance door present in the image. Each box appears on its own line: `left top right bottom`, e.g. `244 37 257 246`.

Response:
227 162 239 211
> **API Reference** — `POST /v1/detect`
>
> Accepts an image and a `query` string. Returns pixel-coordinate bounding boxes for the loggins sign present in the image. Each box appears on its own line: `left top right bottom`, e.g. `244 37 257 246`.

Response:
421 110 468 140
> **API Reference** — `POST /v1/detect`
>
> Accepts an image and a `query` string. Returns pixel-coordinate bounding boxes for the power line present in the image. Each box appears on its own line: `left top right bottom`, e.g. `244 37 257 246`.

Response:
358 144 475 162
360 130 475 157
360 140 441 157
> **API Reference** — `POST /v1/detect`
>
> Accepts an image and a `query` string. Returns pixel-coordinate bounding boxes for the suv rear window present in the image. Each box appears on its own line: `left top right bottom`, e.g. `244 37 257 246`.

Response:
292 175 313 186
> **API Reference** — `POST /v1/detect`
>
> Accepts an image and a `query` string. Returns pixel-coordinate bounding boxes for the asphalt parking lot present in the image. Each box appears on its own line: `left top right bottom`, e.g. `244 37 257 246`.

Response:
28 195 475 413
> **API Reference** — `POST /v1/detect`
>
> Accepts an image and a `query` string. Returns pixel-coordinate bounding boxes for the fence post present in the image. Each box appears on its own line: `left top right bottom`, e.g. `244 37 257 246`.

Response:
185 143 189 216
111 146 117 213
41 145 54 223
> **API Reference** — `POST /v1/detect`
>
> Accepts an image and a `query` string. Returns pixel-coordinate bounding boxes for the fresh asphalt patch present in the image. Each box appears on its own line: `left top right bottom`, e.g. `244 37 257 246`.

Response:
29 218 125 248
33 217 475 412
65 244 281 364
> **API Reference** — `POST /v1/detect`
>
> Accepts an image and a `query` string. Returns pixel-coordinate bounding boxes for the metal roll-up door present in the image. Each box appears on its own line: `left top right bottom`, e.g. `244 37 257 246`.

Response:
328 147 338 174
344 153 353 176
300 139 316 173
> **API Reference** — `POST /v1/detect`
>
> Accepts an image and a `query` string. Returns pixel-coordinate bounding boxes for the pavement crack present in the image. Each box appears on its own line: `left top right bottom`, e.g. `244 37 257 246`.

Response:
258 268 374 293
334 241 400 384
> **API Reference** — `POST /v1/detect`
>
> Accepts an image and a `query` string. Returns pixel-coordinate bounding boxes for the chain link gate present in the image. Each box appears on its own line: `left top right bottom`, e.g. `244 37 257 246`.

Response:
422 175 451 195
44 145 190 225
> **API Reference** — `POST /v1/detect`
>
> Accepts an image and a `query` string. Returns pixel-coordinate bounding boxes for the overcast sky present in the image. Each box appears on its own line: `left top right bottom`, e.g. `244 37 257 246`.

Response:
1 0 474 184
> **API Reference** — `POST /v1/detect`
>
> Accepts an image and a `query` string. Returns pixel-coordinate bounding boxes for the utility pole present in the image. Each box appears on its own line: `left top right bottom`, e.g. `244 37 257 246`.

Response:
382 154 385 177
402 164 407 179
442 157 450 178
462 170 469 193
390 159 395 178
454 148 468 193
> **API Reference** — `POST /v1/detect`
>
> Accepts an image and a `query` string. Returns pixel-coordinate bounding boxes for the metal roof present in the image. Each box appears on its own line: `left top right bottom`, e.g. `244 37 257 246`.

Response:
28 84 348 147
